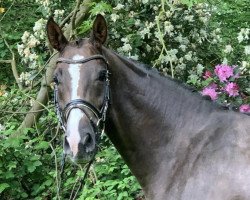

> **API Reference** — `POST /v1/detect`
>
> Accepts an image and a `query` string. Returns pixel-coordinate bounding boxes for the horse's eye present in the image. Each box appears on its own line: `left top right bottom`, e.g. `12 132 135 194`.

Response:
53 76 59 84
98 70 107 82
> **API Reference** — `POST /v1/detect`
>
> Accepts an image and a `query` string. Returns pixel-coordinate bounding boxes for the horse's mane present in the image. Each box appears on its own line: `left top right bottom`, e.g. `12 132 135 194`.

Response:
103 47 249 116
115 52 240 113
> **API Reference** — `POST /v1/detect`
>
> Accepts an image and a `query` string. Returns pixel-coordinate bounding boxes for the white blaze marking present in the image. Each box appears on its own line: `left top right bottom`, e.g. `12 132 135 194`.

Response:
66 54 84 157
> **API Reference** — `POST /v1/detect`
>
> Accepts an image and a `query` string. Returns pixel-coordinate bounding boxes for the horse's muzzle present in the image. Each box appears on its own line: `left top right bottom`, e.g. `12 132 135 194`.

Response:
64 130 96 162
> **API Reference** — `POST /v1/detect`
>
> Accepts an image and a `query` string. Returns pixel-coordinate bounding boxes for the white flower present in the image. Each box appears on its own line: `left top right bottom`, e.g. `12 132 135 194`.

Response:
29 53 38 61
110 13 119 22
96 157 105 163
242 61 248 68
17 44 24 55
23 48 31 57
0 124 5 131
177 63 186 70
239 28 250 41
175 34 183 43
224 45 233 53
222 57 228 64
129 11 136 17
19 72 31 86
3 92 8 97
215 28 221 33
135 19 141 26
244 46 250 55
197 64 204 75
164 21 174 35
153 6 158 11
33 18 46 32
191 43 197 49
30 99 34 107
199 17 208 24
129 54 139 60
122 43 132 52
36 0 50 7
179 44 187 52
165 11 172 18
27 35 40 48
54 9 65 19
112 29 120 38
147 22 154 28
146 44 152 52
162 49 178 63
184 15 194 22
184 51 192 61
237 33 244 43
179 57 184 63
142 0 149 4
240 61 250 74
29 61 37 69
114 3 124 10
21 31 30 43
121 37 129 43
140 27 150 39
200 29 207 38
193 56 198 62
176 25 182 29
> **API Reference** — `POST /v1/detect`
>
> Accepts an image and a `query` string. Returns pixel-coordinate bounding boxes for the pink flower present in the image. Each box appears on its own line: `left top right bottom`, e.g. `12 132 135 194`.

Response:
203 70 212 79
208 83 218 89
214 64 234 82
202 86 218 100
239 104 250 113
225 82 239 97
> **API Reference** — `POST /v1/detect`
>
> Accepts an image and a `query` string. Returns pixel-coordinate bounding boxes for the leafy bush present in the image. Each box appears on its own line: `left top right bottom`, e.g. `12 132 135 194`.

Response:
0 0 249 199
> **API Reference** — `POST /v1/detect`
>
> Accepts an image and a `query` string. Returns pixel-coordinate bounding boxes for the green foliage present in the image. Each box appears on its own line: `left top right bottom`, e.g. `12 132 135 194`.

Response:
0 1 42 85
77 2 113 36
78 139 141 199
0 126 55 199
180 0 204 7
0 0 249 199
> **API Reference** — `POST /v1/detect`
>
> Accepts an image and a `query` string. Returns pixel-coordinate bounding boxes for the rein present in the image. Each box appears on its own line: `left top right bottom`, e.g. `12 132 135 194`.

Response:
53 55 110 199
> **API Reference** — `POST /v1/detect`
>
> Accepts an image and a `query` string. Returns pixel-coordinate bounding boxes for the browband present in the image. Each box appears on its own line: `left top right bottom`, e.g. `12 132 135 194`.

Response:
57 55 108 65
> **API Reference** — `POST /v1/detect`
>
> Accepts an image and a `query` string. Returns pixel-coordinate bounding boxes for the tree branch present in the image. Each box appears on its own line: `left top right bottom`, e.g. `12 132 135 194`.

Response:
70 0 82 39
0 60 12 63
3 38 23 90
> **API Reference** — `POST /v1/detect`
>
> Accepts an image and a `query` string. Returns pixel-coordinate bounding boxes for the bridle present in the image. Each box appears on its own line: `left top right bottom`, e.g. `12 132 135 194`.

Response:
53 54 110 199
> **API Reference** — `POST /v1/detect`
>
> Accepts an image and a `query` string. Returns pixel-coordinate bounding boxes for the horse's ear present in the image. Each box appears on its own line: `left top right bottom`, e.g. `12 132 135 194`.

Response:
46 17 68 51
91 14 107 46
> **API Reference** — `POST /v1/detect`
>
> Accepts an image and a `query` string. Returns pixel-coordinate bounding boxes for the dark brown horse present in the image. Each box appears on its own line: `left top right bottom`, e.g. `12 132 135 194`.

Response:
47 15 250 200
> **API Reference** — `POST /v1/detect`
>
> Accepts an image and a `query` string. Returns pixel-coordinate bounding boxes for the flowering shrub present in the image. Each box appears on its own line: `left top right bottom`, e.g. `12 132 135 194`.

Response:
0 0 249 199
201 64 250 112
16 0 67 87
106 1 221 80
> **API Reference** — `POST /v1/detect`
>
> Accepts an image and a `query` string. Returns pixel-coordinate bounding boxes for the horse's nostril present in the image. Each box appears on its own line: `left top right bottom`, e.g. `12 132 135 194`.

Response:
85 134 92 145
82 133 95 152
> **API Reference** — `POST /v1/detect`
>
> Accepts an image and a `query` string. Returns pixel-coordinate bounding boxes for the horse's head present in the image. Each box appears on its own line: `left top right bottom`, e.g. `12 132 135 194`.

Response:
47 15 109 162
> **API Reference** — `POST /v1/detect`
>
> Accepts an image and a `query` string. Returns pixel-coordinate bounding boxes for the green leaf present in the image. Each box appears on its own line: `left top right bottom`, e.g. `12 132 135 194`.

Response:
5 171 14 179
187 74 199 85
33 160 42 167
35 141 49 150
27 165 36 173
117 191 128 200
0 183 10 193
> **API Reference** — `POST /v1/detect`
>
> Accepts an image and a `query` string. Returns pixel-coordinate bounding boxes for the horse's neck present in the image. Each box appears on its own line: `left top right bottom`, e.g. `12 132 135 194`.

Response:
102 48 214 195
